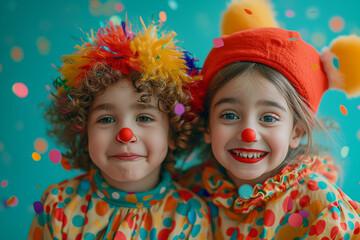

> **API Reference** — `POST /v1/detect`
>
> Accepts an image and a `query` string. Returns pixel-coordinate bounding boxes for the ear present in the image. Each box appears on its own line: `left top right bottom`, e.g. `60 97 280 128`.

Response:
289 123 305 149
203 126 211 144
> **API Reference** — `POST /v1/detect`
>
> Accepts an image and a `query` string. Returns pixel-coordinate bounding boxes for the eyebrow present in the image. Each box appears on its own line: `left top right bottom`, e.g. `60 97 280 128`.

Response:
213 97 241 109
256 100 287 112
213 98 287 112
91 102 158 112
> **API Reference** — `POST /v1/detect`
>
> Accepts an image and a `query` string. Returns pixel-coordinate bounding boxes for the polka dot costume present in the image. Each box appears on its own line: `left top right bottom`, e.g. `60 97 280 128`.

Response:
28 166 212 239
177 156 360 239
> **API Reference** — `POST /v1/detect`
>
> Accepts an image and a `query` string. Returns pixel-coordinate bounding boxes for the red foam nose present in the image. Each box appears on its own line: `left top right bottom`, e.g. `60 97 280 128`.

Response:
119 128 133 142
241 128 256 143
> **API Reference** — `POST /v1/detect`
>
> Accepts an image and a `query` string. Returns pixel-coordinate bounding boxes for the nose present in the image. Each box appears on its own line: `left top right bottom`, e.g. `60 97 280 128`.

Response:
115 127 137 143
241 128 256 143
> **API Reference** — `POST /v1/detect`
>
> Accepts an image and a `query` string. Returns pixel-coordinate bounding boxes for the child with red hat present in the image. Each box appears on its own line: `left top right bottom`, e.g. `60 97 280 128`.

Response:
177 0 360 239
27 19 212 239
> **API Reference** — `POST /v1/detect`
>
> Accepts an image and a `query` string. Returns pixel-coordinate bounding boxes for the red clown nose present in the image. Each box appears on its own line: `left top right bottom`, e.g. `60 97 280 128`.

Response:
117 128 134 143
241 128 256 143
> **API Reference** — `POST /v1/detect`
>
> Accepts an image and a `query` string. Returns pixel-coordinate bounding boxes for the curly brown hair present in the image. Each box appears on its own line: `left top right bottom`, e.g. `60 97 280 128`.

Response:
45 63 196 172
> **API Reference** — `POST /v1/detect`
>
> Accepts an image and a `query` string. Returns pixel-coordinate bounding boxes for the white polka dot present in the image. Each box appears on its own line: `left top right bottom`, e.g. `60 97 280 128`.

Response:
160 187 166 194
112 192 120 199
96 190 104 198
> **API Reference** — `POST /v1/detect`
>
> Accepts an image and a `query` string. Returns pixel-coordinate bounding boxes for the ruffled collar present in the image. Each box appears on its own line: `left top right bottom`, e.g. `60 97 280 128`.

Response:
202 156 336 213
88 165 173 208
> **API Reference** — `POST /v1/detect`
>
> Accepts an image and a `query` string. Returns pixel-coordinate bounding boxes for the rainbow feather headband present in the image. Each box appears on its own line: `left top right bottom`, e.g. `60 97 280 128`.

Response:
55 19 200 94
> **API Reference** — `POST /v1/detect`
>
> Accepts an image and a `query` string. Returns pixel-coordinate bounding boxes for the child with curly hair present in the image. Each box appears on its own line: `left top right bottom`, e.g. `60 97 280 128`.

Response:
177 0 360 239
28 19 212 240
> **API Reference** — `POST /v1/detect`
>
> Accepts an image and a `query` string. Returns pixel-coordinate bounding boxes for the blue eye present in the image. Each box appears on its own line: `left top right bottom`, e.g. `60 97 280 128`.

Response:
221 113 239 120
97 117 115 124
136 115 153 122
260 115 279 122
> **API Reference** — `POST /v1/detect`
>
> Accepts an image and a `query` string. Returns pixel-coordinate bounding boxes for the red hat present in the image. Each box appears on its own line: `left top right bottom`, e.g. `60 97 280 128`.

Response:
202 27 328 113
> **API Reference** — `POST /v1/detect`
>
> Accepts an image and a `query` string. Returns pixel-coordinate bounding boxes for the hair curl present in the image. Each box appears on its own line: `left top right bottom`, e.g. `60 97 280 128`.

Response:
45 63 195 172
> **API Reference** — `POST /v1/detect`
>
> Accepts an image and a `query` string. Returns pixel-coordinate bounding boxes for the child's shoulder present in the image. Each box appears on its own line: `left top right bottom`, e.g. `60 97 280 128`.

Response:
169 180 209 207
41 172 91 203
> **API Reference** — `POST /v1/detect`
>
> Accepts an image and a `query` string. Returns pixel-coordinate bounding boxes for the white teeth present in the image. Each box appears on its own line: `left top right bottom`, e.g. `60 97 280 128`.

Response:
231 150 266 159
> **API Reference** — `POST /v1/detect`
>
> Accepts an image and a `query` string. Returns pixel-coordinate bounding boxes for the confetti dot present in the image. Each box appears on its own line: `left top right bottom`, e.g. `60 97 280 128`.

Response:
289 213 303 227
306 7 319 20
341 146 349 158
33 201 43 214
35 185 42 189
112 192 120 199
10 46 23 62
34 137 48 153
15 121 23 131
238 184 253 199
299 209 309 218
159 11 167 22
1 180 8 188
213 38 224 48
12 82 28 98
311 32 326 48
32 152 41 161
332 57 340 69
187 210 196 224
49 149 62 164
61 157 72 170
174 103 185 115
36 36 50 55
110 15 122 25
168 0 178 10
244 9 252 15
340 105 348 116
7 196 18 207
330 16 344 33
46 85 50 91
115 3 124 12
285 10 295 18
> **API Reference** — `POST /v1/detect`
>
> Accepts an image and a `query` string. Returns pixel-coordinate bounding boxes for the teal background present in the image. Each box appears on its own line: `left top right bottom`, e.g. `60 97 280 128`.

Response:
0 0 359 238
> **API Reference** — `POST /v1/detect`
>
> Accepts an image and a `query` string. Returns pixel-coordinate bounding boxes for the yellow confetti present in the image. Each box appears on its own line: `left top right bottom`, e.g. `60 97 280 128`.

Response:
340 105 348 116
311 64 319 70
32 152 41 161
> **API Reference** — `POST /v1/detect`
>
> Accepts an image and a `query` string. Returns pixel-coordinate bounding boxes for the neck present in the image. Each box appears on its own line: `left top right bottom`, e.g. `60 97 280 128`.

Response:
227 165 283 189
101 167 161 192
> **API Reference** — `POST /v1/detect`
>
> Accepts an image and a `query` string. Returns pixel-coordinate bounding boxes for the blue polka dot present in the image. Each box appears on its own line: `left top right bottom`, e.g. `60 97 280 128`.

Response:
84 233 95 240
256 217 264 226
318 181 327 190
51 188 58 195
183 223 189 230
179 232 186 239
139 228 148 240
207 202 218 218
65 187 74 195
238 184 253 199
279 214 290 226
163 218 173 228
348 213 355 219
190 224 201 237
227 198 232 205
54 238 59 240
299 179 305 184
302 218 309 227
64 198 71 205
257 207 263 212
188 199 202 210
132 231 136 237
230 229 238 240
260 229 267 239
187 210 196 224
49 225 54 234
172 192 180 199
149 228 157 240
72 215 84 227
176 203 188 216
344 233 350 240
172 236 179 240
57 202 65 208
37 212 45 227
326 192 336 202
348 221 355 230
77 180 90 197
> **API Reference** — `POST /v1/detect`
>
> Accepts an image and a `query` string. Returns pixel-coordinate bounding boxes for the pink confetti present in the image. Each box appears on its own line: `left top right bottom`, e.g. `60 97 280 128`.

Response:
12 82 28 98
1 180 8 188
213 38 224 48
285 10 295 18
115 3 124 12
49 149 62 164
174 103 185 115
289 213 303 227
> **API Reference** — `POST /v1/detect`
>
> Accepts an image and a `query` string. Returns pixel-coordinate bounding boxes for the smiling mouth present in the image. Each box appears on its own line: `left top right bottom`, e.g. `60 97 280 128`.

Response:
109 155 144 161
229 149 268 164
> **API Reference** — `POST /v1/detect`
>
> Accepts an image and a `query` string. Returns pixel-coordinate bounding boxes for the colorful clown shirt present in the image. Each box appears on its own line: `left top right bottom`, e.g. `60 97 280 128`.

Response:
176 155 360 239
28 166 212 240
